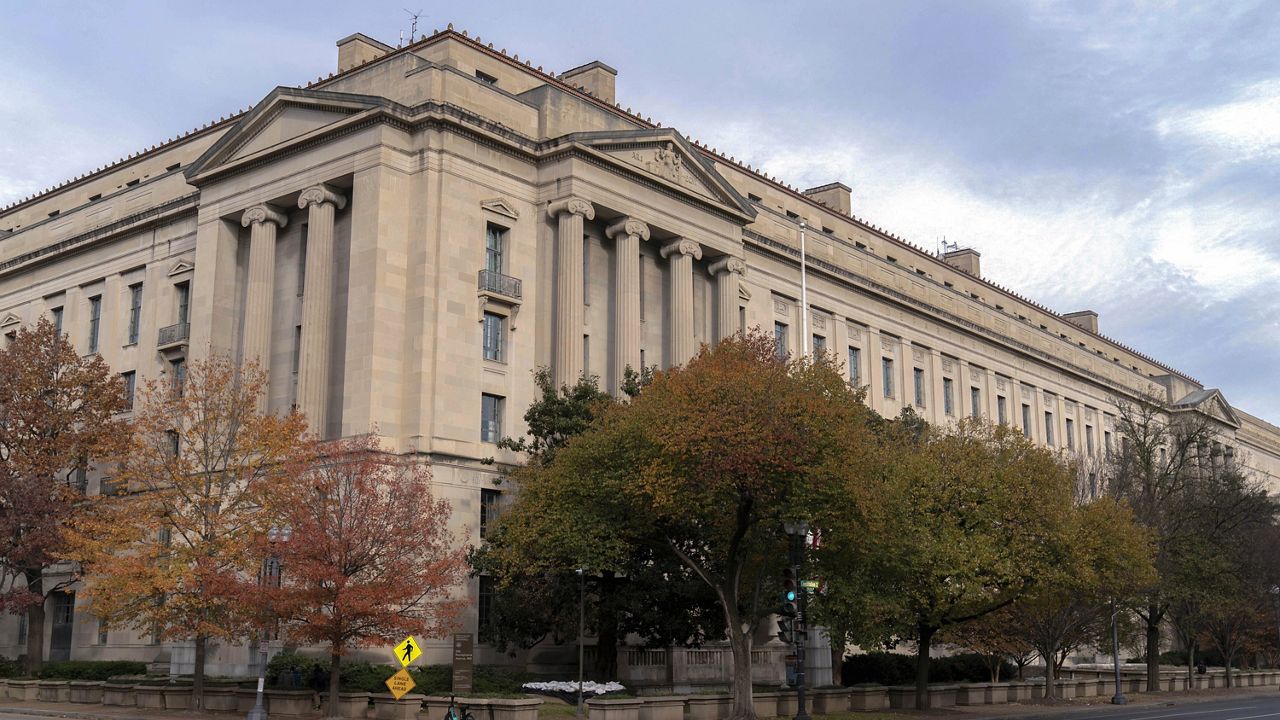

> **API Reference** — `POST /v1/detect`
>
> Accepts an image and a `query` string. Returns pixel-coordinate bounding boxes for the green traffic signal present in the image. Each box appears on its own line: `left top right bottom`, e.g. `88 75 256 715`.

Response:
785 589 797 602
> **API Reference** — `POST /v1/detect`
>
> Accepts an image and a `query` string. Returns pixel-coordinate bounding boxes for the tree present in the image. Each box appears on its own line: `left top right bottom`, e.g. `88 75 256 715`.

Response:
813 416 1076 709
473 368 720 680
490 333 881 720
940 606 1034 681
69 356 309 709
1105 391 1278 691
0 317 125 674
1001 498 1155 699
260 433 468 718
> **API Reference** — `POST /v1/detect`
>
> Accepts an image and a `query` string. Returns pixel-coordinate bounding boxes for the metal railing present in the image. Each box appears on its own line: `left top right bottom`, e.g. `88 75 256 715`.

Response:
158 322 189 347
478 269 522 300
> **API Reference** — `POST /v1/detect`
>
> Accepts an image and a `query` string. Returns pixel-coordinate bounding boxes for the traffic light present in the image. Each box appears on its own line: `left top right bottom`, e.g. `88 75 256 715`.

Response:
781 567 798 616
776 615 794 644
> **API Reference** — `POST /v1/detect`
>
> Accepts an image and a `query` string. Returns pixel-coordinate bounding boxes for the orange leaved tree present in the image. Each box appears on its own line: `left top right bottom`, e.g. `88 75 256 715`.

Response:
0 317 125 674
70 355 310 709
259 434 467 717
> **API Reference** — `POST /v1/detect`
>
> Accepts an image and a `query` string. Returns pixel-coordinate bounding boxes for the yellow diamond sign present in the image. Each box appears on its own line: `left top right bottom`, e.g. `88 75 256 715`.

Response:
385 668 416 700
393 636 421 667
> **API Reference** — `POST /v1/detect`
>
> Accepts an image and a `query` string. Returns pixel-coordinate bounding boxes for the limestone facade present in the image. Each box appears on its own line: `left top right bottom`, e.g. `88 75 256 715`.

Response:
1 27 1277 675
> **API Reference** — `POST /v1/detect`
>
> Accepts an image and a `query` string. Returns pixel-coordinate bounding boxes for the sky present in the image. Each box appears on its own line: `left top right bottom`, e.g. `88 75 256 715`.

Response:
2 1 1277 423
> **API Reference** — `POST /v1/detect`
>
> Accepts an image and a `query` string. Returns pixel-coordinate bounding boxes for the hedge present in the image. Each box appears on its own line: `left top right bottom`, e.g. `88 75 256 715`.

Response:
37 661 149 681
264 652 532 695
841 652 1016 685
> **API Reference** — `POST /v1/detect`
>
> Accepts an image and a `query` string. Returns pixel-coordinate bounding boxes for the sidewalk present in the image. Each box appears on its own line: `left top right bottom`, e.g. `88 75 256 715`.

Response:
900 685 1280 720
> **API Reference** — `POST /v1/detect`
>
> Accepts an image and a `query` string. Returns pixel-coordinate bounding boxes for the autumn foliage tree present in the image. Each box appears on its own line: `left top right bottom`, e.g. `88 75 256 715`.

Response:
491 333 881 720
259 433 467 719
69 356 309 709
0 318 125 673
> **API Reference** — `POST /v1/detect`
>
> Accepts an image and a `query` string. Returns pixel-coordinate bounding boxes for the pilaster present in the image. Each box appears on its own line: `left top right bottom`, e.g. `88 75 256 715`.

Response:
190 215 240 360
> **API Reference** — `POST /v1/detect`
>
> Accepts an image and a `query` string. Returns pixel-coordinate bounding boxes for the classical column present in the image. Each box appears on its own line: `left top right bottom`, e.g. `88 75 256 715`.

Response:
606 217 649 392
296 185 346 436
709 256 746 343
661 238 702 366
240 205 287 395
548 197 594 388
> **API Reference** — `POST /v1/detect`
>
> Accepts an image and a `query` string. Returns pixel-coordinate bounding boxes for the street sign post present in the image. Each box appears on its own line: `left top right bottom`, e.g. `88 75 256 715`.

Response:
385 668 416 700
394 636 422 667
452 633 474 694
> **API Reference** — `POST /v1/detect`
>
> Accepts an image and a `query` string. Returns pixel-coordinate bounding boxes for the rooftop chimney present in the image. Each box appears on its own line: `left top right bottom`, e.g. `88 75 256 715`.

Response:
337 33 393 73
941 247 981 277
558 61 617 105
1063 310 1099 334
803 182 852 215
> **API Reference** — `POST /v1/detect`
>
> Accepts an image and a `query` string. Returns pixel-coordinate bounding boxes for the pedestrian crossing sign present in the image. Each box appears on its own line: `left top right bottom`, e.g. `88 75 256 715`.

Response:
393 636 421 667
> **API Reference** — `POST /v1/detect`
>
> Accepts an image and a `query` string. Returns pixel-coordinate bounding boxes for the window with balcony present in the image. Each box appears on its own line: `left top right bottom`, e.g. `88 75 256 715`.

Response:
127 283 142 345
482 312 504 361
481 394 504 444
486 223 506 274
176 282 190 326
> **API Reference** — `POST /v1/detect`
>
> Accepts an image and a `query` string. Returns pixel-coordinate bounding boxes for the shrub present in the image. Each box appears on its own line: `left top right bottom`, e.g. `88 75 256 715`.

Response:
931 653 1015 683
840 652 1013 685
266 650 327 689
37 661 149 681
0 656 23 679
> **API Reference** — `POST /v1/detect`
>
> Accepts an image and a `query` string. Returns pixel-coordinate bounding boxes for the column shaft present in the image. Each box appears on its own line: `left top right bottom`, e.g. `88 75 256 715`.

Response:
710 257 746 343
549 197 594 389
607 218 649 393
240 206 286 394
297 186 346 436
662 239 702 366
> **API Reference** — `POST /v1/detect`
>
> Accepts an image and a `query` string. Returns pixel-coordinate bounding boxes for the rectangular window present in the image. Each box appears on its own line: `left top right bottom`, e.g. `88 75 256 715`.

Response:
476 69 499 86
171 358 186 398
943 378 954 415
639 256 646 322
773 322 787 359
812 334 826 353
583 238 591 304
1086 425 1095 455
1022 404 1032 436
482 312 504 361
166 430 180 458
970 387 981 419
997 395 1007 424
847 347 861 385
87 295 102 353
97 619 108 646
17 613 28 646
481 394 504 443
479 488 500 540
485 223 506 274
291 325 302 407
176 282 190 326
913 368 925 407
882 358 894 398
1105 430 1113 458
739 306 746 335
1045 412 1055 446
1065 418 1075 451
583 334 590 373
297 224 309 297
1088 472 1098 498
51 306 63 335
122 371 136 411
127 283 143 345
478 575 495 628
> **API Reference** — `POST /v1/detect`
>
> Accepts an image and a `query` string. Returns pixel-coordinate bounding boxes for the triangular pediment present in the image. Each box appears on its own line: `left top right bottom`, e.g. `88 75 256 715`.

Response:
567 130 756 221
1174 388 1241 428
186 88 391 182
481 198 520 220
168 259 194 276
0 312 20 328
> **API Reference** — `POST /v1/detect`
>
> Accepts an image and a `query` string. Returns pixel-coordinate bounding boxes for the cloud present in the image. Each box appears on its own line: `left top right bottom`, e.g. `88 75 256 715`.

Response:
1157 79 1280 163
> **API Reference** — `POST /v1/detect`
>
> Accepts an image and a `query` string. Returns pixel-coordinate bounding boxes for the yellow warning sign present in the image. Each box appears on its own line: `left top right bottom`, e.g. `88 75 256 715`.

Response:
393 636 421 667
385 668 416 700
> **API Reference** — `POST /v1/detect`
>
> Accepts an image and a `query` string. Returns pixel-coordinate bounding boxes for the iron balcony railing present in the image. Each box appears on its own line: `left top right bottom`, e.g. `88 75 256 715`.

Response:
477 269 522 300
158 322 190 347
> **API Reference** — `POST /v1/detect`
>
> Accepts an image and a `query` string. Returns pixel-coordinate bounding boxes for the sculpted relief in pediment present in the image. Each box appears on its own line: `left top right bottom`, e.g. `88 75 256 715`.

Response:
610 142 716 200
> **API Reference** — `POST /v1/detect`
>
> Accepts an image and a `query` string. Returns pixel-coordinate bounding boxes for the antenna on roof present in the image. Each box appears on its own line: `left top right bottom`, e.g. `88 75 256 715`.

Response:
404 8 424 43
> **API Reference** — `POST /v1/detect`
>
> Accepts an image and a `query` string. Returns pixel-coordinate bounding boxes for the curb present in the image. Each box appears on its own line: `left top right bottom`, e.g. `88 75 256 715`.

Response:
948 687 1280 720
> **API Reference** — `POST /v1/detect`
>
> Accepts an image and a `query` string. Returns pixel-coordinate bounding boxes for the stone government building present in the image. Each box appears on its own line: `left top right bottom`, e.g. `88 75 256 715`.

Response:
2 26 1277 684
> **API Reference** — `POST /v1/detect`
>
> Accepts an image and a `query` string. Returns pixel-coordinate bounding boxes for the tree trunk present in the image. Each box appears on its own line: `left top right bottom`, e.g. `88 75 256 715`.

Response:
24 600 46 676
727 624 756 720
831 647 844 686
328 652 341 718
1224 654 1234 688
1186 644 1194 691
1042 647 1057 700
1145 606 1161 692
914 624 935 710
594 573 619 681
193 634 207 710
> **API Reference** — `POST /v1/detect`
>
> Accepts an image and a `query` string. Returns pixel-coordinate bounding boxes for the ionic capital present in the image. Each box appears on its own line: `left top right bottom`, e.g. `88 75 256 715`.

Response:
240 204 288 229
547 196 595 221
708 256 746 277
298 184 348 211
605 217 650 243
660 238 702 261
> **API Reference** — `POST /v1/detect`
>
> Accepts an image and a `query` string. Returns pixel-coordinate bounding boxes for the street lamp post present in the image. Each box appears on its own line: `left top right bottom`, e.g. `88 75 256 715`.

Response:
783 522 810 720
1110 599 1127 705
247 527 290 720
576 568 586 719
